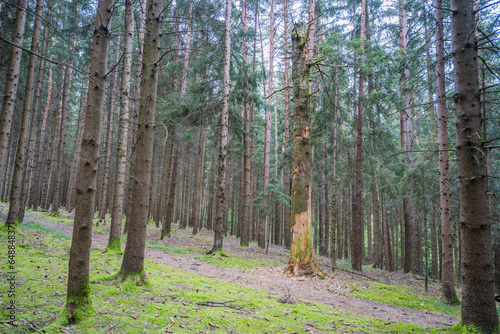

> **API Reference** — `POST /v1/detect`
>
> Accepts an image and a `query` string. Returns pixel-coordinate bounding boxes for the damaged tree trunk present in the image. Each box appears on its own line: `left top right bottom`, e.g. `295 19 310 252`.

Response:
285 22 322 277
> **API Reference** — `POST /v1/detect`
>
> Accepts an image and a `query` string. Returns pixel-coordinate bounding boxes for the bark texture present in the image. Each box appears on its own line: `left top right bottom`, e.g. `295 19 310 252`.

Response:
285 22 321 276
108 0 134 252
66 0 113 323
0 0 27 181
210 0 232 253
435 0 458 305
120 0 162 279
451 0 498 330
6 0 44 224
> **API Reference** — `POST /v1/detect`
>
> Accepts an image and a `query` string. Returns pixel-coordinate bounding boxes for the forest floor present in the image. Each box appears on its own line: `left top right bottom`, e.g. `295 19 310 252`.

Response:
0 204 475 333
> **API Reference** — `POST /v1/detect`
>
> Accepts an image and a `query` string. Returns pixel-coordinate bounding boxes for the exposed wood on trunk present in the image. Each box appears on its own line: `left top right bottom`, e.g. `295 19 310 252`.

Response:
285 22 322 277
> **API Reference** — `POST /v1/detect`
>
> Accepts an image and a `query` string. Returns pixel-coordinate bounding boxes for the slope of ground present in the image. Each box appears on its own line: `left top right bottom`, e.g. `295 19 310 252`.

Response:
0 204 466 333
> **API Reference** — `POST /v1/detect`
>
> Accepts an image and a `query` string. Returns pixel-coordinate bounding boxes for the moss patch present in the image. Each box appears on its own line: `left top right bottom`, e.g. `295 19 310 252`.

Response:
348 281 460 316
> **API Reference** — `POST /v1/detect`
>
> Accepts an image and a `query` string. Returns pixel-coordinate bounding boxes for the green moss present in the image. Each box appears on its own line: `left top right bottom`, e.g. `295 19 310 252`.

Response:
118 266 153 288
105 238 123 255
448 321 500 334
349 281 460 316
63 280 96 324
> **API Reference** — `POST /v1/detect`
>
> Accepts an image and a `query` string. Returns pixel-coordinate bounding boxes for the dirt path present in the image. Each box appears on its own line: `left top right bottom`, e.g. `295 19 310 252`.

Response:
26 210 458 329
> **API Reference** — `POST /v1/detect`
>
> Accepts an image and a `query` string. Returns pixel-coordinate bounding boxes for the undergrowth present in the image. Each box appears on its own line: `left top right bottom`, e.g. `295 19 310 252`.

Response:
0 206 468 333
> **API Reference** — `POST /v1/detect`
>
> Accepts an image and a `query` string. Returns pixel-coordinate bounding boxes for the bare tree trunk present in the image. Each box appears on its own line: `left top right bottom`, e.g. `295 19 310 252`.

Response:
107 0 133 252
98 44 121 222
123 0 147 234
352 0 366 271
43 96 62 210
192 127 206 235
433 0 459 304
120 0 162 280
285 22 321 276
5 0 44 224
205 154 216 231
66 0 113 323
32 36 57 209
451 0 498 329
52 51 75 214
162 140 180 239
210 0 231 253
330 66 339 266
382 195 393 271
26 0 53 209
0 0 27 179
66 86 87 212
282 0 291 250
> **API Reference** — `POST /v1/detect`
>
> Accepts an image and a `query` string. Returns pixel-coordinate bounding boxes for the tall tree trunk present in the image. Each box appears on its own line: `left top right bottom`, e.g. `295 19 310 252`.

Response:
283 0 291 250
382 195 393 271
210 0 231 253
451 0 498 329
330 66 339 266
107 0 134 252
285 22 321 276
65 0 113 323
434 0 459 304
192 127 206 235
352 0 366 271
399 0 417 274
98 44 121 222
240 0 251 246
26 0 53 209
5 0 44 224
0 0 27 179
66 86 87 212
123 0 147 234
120 0 162 279
52 53 75 214
33 36 57 209
162 140 180 239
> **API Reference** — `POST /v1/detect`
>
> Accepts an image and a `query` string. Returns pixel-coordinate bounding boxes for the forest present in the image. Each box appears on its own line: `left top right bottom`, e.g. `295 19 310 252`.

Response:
0 0 499 332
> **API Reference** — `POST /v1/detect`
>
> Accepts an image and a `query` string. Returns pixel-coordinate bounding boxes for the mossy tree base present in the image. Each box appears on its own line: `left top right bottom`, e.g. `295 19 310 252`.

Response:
206 249 229 257
64 287 95 324
118 267 151 288
105 237 123 255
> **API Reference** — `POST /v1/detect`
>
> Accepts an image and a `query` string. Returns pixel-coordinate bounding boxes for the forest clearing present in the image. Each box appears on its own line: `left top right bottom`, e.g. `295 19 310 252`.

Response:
1 204 464 333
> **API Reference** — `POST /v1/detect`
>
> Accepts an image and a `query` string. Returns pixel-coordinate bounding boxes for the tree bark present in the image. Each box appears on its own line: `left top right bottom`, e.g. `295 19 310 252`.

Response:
192 127 206 235
26 0 53 209
120 0 162 279
451 0 498 329
283 0 291 249
285 22 321 276
107 0 134 252
66 0 113 323
5 0 44 224
434 0 458 304
352 0 366 271
0 0 27 180
210 0 231 253
98 44 121 222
